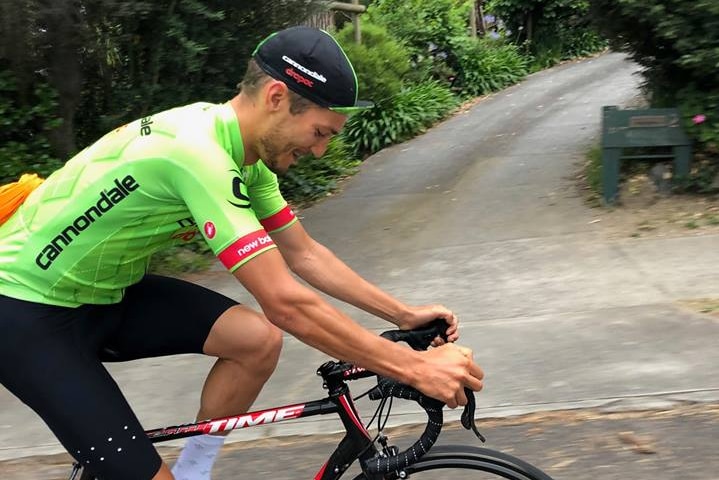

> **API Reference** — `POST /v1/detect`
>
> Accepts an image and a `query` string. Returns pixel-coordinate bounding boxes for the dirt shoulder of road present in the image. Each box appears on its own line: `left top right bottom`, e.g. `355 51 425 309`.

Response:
574 163 719 241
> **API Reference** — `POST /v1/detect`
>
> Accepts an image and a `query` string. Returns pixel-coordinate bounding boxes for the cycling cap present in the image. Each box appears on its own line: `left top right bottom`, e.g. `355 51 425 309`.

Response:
252 26 373 114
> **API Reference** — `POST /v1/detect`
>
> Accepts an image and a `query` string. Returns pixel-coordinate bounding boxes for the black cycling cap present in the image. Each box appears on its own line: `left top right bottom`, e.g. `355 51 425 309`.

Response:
252 26 373 114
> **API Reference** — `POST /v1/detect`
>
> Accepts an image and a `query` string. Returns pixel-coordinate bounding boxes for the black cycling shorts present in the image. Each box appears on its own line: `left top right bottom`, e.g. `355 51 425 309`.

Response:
0 275 238 480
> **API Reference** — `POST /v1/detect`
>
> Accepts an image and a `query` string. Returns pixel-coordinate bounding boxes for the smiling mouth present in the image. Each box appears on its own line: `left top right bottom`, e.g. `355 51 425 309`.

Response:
292 150 310 162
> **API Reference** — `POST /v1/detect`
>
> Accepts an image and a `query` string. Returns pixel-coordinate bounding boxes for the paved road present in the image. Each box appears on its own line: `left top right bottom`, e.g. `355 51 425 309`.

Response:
1 53 718 467
5 405 719 478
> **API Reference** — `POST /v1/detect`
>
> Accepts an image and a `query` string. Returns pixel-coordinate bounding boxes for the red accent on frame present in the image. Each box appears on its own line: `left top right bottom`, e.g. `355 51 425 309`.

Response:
218 229 274 269
313 460 329 480
339 394 371 439
259 205 296 233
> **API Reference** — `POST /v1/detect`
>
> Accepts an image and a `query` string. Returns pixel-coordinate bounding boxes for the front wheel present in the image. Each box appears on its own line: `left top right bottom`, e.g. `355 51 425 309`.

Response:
353 445 555 480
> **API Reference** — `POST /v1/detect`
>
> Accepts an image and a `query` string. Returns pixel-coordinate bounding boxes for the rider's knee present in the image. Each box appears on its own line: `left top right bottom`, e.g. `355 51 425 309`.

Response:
259 320 283 373
242 310 283 376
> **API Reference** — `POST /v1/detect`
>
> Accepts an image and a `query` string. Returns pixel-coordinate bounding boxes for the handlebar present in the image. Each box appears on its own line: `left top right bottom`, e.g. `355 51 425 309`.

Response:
378 318 449 350
361 319 484 476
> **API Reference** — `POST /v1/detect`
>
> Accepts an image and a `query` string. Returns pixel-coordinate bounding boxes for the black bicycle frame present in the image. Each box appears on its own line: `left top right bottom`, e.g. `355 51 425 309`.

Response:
114 362 381 480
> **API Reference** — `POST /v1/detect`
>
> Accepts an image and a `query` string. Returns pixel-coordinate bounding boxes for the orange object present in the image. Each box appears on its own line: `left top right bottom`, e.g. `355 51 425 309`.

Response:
0 173 45 225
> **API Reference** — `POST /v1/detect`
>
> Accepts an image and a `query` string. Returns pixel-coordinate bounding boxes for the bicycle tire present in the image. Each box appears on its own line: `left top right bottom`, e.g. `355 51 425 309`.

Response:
352 445 555 480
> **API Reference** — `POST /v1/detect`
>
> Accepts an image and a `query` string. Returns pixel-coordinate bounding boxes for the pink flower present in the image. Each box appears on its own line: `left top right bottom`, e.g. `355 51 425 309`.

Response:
692 114 707 125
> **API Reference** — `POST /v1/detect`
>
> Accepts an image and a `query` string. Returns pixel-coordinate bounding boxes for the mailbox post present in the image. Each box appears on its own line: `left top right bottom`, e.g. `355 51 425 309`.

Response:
601 106 692 205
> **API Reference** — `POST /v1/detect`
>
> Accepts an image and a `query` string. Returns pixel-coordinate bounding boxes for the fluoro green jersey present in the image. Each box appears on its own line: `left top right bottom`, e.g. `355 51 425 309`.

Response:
0 102 297 307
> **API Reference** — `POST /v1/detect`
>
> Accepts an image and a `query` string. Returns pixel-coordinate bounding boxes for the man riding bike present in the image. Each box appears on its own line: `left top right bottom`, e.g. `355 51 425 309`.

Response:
0 26 484 480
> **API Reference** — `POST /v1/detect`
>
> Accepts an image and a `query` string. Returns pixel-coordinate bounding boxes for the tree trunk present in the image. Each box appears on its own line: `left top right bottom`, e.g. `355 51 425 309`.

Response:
38 0 85 158
306 10 335 31
0 0 38 102
478 1 487 35
526 11 534 44
469 1 478 38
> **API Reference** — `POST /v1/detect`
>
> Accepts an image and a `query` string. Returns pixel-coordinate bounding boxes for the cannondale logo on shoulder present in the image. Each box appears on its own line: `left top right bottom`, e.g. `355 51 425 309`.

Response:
228 169 251 209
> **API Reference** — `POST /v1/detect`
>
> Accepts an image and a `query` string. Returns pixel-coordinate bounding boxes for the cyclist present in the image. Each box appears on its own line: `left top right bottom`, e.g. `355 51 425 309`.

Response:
0 26 484 480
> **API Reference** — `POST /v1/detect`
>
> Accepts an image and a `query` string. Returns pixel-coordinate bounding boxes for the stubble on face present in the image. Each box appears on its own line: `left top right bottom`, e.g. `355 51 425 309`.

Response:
258 123 292 175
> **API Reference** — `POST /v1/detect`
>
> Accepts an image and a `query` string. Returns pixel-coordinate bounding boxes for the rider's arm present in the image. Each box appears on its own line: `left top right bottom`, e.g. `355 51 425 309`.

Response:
269 222 458 340
245 162 436 330
271 221 410 325
232 247 482 407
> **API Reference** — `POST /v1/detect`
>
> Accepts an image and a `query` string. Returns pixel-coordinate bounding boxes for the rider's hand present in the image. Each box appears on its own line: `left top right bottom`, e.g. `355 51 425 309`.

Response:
412 343 484 409
397 304 459 345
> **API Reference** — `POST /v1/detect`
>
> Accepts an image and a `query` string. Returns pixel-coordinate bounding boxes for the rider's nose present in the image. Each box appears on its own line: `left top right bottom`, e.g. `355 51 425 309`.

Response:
311 139 330 158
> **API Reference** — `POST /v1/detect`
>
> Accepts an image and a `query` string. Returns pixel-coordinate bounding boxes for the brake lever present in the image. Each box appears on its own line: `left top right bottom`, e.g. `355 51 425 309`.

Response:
460 387 485 442
380 320 483 442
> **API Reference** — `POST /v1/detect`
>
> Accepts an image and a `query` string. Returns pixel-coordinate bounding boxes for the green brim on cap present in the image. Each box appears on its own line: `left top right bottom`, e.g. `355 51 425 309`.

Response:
330 100 374 115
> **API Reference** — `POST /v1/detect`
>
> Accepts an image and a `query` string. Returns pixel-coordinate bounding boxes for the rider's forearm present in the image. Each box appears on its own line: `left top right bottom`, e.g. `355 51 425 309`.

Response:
289 239 409 325
260 284 422 384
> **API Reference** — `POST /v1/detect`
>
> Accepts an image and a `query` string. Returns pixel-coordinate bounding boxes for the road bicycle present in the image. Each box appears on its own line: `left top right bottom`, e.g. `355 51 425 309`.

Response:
69 320 555 479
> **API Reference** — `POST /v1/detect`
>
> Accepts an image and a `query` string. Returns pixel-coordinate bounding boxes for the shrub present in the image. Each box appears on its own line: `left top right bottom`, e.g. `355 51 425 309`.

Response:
280 136 360 205
335 22 413 102
589 0 719 170
0 71 63 183
342 81 458 156
450 36 529 96
368 0 472 83
369 0 470 54
488 0 604 69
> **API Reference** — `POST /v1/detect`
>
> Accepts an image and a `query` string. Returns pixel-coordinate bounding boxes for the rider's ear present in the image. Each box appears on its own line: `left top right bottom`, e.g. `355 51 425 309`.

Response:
265 81 289 113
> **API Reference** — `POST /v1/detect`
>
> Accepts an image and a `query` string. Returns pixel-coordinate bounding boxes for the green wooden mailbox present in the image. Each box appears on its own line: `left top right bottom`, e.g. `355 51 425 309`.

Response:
601 106 692 204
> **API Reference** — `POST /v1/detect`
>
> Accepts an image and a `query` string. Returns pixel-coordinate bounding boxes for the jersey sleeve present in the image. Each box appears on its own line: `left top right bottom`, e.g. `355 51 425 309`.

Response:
169 143 277 273
244 160 298 234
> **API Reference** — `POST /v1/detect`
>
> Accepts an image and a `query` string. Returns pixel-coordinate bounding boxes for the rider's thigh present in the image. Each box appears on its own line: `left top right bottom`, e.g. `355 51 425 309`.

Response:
99 274 239 361
0 295 163 480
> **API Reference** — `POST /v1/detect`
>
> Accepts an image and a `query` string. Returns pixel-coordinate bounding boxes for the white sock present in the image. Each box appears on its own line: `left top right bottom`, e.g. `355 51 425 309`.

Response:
171 434 226 480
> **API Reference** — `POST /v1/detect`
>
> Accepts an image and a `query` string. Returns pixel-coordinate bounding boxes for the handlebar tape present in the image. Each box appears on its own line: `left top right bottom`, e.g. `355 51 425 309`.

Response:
363 378 444 475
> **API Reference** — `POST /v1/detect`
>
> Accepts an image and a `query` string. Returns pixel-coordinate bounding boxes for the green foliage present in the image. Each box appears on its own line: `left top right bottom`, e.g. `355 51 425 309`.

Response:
368 0 471 82
589 0 719 171
674 160 719 194
585 144 603 197
450 36 529 96
0 0 330 162
530 28 606 71
489 0 604 69
589 0 719 93
77 0 330 145
676 88 719 153
342 81 458 156
369 0 471 53
335 22 412 102
0 71 63 182
280 137 360 205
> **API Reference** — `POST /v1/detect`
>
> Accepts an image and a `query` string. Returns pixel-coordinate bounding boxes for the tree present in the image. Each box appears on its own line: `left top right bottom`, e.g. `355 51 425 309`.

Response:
488 0 603 67
590 0 719 182
0 0 329 174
